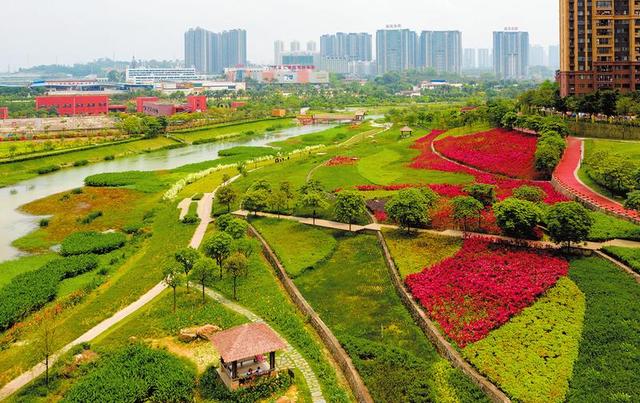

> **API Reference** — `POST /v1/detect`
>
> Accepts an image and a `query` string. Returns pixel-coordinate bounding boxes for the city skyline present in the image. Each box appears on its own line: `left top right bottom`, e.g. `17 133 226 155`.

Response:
0 0 559 70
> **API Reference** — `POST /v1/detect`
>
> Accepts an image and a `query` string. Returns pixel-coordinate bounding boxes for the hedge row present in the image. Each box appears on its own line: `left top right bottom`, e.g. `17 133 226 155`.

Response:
64 344 196 402
0 254 99 330
60 232 126 256
535 130 566 178
84 171 152 187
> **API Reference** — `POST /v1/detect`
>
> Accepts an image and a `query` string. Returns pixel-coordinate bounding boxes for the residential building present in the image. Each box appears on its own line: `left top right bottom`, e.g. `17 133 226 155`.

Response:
376 28 418 74
530 44 546 67
420 31 463 74
184 28 247 74
125 67 199 84
463 48 477 70
493 30 529 80
320 57 350 74
35 95 109 116
307 41 317 52
478 48 492 69
281 52 317 66
320 32 372 61
290 40 301 52
274 40 285 65
548 45 559 70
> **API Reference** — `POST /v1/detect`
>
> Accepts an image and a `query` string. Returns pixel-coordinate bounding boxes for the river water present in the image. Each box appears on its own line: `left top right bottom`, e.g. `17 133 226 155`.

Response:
0 124 334 261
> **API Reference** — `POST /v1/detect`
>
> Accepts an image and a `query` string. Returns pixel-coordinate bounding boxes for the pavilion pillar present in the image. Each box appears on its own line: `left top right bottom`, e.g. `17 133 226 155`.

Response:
232 361 238 379
269 351 276 371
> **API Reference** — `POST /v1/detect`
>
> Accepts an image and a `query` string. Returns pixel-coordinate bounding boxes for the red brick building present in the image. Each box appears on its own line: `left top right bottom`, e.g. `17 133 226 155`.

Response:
35 95 109 116
136 97 159 113
0 107 8 120
142 102 178 117
187 95 207 112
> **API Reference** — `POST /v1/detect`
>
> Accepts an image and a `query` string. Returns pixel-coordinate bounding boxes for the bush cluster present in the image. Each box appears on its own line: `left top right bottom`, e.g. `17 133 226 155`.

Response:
0 255 98 330
35 165 61 175
64 344 196 402
535 130 566 177
199 366 293 403
584 149 639 196
77 211 103 225
60 232 126 256
182 202 200 224
84 171 151 187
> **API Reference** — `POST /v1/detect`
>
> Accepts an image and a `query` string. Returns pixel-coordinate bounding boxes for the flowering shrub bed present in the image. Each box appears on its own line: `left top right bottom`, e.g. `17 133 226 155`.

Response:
406 239 569 346
410 130 568 205
326 156 358 166
435 129 538 179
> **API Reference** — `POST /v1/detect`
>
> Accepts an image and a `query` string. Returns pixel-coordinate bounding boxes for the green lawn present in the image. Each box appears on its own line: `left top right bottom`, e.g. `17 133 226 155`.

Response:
588 211 640 241
382 229 462 278
174 119 295 144
565 257 640 402
257 220 487 402
602 246 640 273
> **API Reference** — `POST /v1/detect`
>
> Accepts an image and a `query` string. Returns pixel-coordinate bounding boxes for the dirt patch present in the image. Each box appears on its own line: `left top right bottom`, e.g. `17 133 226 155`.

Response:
149 337 218 374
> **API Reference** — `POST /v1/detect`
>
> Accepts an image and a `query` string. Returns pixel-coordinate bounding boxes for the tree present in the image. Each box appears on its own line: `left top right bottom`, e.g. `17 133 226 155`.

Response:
546 202 594 251
298 180 329 225
280 181 295 210
512 185 547 203
243 189 270 215
386 188 435 232
224 252 249 300
464 184 497 207
36 308 58 389
624 190 640 212
224 218 249 239
451 196 484 232
190 258 216 304
203 232 233 279
334 191 367 231
236 162 248 177
174 247 200 290
216 185 237 213
493 198 542 239
269 189 289 218
234 238 257 259
163 266 184 313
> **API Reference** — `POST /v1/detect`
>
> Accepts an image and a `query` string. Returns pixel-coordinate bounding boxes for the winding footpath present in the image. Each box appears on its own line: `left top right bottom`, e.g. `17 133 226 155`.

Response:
0 175 326 402
553 137 640 223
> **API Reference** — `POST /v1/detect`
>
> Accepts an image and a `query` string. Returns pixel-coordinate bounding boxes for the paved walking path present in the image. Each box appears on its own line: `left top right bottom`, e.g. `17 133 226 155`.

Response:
203 288 325 402
234 210 640 251
554 137 640 223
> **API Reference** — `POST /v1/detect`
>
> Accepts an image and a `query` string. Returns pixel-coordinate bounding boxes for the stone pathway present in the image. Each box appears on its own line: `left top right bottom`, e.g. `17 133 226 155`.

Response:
204 288 325 403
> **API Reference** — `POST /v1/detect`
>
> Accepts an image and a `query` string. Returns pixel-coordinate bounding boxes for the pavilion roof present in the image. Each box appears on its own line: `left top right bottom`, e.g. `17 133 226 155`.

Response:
210 323 287 362
400 126 413 132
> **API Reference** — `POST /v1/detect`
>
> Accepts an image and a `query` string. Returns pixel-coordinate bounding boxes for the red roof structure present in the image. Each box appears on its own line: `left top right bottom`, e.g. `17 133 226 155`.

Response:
210 323 286 363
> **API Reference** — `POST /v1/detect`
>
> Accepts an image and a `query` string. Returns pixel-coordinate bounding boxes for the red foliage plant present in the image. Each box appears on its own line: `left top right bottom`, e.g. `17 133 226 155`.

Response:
326 156 358 166
406 238 569 347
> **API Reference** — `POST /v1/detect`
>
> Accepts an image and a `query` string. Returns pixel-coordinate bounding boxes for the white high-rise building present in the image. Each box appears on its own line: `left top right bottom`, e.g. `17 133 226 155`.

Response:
530 44 546 67
463 48 477 70
274 40 284 65
477 48 492 69
307 41 317 52
290 40 301 52
493 30 529 80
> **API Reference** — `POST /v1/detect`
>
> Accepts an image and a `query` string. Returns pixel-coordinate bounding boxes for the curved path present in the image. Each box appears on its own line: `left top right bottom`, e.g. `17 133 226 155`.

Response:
0 175 326 403
553 137 640 223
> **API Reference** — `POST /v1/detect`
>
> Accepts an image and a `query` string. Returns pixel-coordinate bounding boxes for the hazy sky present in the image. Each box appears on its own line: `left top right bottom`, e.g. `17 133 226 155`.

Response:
0 0 559 70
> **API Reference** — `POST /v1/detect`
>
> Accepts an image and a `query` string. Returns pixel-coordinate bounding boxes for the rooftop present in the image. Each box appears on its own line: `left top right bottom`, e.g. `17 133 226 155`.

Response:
210 323 287 363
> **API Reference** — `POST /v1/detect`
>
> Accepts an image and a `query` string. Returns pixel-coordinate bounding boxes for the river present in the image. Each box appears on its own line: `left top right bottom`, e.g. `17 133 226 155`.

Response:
0 124 334 261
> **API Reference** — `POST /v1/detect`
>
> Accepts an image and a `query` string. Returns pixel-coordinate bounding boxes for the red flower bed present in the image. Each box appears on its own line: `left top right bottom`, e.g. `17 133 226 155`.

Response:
406 239 569 346
410 130 568 205
355 183 465 198
435 128 538 180
326 156 358 166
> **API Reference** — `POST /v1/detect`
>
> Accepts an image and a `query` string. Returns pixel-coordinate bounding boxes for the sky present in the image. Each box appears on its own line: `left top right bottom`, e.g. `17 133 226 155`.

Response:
0 0 559 70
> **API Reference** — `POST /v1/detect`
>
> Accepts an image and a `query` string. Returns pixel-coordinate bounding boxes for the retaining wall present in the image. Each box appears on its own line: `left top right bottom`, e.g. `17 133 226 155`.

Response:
248 225 374 403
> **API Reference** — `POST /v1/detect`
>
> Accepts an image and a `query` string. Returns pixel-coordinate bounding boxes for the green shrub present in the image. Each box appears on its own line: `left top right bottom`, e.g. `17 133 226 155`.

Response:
191 193 204 201
512 185 547 203
85 171 151 187
73 160 89 167
71 188 83 195
60 232 126 256
104 155 115 161
224 218 248 239
584 150 638 196
46 254 99 279
215 214 235 232
493 198 542 239
463 277 584 402
602 246 640 273
77 211 103 225
63 344 196 403
535 130 566 178
35 165 61 175
122 223 143 235
464 183 497 206
199 366 293 403
39 218 50 227
182 202 200 225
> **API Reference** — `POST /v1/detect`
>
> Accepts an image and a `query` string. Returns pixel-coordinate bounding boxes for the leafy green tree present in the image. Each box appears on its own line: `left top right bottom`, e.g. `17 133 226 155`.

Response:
224 252 249 300
250 179 272 192
224 218 248 239
512 185 547 203
493 198 542 239
118 115 143 135
280 181 295 210
243 189 270 215
269 189 289 218
202 232 233 279
234 238 257 259
451 196 484 232
236 162 248 177
216 185 237 213
500 111 518 130
624 190 640 212
546 202 594 251
464 184 497 207
190 258 216 304
163 266 184 313
334 191 367 231
386 188 436 232
298 180 329 225
174 247 200 290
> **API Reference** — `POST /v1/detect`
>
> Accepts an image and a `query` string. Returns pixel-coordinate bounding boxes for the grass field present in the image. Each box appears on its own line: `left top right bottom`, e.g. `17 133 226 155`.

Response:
255 219 487 402
174 119 295 144
0 137 179 187
602 246 640 273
